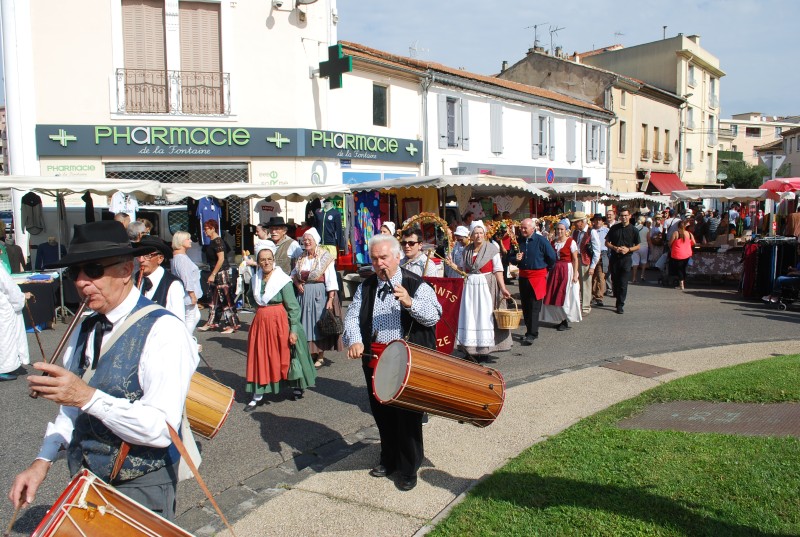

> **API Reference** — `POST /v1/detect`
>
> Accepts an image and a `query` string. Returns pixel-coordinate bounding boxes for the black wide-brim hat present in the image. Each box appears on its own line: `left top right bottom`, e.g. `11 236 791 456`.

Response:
135 235 173 260
264 216 287 228
47 221 157 268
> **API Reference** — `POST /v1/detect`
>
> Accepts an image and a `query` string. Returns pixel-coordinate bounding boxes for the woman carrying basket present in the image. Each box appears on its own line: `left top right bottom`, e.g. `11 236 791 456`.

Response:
456 221 512 363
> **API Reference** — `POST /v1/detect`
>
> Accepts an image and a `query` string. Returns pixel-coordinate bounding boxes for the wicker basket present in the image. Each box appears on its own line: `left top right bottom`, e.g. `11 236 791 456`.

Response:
494 298 522 329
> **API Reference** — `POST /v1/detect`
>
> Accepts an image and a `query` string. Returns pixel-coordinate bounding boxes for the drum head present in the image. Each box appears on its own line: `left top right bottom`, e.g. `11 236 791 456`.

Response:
373 340 410 403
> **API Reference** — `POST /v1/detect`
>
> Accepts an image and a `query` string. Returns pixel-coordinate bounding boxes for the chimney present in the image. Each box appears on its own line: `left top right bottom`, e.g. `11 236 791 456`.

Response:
555 46 563 58
687 34 700 45
527 47 536 56
501 60 508 72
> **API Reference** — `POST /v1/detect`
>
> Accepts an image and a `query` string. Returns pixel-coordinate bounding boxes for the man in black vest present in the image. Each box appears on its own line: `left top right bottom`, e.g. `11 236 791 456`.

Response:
344 234 441 491
135 236 186 321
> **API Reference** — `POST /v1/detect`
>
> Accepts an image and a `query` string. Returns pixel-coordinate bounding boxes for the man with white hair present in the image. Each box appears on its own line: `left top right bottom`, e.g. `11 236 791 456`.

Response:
344 234 441 491
510 218 556 345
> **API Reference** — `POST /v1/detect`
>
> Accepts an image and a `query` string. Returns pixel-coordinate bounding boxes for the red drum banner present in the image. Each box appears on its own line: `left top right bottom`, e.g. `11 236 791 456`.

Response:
423 277 464 354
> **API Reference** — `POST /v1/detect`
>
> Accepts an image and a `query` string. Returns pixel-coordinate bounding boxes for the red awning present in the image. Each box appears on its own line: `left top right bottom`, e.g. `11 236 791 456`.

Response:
647 172 687 195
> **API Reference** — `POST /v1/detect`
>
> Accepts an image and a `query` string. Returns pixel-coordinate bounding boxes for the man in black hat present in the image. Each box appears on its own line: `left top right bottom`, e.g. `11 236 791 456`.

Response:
267 216 300 275
9 221 199 521
135 235 186 321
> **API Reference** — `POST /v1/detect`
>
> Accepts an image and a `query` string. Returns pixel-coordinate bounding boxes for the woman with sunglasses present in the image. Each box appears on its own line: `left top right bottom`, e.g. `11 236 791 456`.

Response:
245 245 316 409
291 228 343 368
399 226 439 277
199 219 240 334
456 221 512 362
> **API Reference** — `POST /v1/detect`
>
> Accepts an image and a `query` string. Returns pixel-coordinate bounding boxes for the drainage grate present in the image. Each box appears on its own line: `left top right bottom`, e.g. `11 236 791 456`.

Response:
600 359 675 378
618 401 800 437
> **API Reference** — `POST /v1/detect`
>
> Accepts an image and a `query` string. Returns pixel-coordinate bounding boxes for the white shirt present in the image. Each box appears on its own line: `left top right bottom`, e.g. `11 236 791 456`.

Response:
141 266 186 320
401 253 439 277
293 254 339 292
589 229 603 269
109 192 139 220
37 287 199 462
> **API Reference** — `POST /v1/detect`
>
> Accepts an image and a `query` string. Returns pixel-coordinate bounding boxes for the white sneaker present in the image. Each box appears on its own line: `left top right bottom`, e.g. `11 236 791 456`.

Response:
762 295 773 302
771 296 780 303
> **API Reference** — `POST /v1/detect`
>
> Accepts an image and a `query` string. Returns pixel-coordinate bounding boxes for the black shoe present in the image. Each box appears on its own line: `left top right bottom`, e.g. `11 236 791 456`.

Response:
463 353 479 363
398 475 418 491
292 388 304 400
616 307 624 314
370 464 394 478
0 373 18 381
557 320 567 331
520 334 536 346
422 412 429 426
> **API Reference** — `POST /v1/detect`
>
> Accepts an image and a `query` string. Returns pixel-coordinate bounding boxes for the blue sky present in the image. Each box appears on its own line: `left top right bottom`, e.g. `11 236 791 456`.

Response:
337 0 798 118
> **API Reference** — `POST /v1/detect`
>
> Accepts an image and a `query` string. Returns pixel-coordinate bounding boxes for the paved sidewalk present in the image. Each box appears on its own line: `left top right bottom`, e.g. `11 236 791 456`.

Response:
209 340 800 537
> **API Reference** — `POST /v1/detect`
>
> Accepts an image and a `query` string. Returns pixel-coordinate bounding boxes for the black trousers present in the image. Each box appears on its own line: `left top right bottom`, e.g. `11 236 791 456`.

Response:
610 255 633 309
363 365 423 478
519 276 544 337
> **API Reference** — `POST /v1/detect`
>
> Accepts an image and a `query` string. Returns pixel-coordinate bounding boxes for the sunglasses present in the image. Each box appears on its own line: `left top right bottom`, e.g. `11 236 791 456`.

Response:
400 241 419 247
67 260 124 280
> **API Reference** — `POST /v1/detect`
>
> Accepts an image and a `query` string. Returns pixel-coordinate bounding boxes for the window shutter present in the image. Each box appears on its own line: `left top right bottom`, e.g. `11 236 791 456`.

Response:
548 116 556 160
460 99 470 151
180 2 221 72
566 117 576 163
531 113 540 158
599 125 606 163
437 94 448 149
490 102 503 154
585 122 592 161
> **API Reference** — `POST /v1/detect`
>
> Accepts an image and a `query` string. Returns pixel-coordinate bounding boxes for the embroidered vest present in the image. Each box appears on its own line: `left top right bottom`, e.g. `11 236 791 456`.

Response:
275 238 295 275
67 295 175 483
358 268 436 366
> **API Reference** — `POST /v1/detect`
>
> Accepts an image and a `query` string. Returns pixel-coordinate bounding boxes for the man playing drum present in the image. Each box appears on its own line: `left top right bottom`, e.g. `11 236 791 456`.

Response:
8 221 199 521
344 234 441 491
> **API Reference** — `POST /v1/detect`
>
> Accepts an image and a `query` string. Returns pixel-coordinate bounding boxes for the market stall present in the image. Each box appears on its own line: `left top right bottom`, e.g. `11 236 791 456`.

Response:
671 188 777 285
541 183 615 218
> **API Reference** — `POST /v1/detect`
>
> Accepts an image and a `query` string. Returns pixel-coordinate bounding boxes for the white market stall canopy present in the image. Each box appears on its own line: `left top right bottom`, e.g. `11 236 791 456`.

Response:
614 192 671 205
349 174 550 198
0 175 164 199
161 182 350 202
541 183 615 201
671 189 770 202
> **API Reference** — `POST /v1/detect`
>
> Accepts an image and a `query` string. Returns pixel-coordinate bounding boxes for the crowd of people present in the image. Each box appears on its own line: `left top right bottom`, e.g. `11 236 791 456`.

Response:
3 199 717 522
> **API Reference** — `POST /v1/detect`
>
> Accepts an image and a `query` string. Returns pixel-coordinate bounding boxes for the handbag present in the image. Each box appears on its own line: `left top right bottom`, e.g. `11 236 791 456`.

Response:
318 308 343 336
287 344 303 381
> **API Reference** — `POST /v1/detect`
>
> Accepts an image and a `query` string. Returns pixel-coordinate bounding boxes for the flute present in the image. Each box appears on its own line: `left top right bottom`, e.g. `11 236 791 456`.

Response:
29 297 89 399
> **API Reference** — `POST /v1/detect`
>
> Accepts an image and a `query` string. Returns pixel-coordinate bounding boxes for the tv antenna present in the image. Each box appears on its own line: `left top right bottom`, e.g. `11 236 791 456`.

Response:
409 40 428 58
524 21 548 49
549 25 565 55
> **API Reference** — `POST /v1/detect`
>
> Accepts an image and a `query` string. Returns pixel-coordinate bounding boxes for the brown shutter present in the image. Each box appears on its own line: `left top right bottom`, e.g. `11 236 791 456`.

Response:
122 0 167 112
179 2 222 113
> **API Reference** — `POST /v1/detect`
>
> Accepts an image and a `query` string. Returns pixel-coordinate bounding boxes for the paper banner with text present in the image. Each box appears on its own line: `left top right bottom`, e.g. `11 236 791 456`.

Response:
423 276 464 355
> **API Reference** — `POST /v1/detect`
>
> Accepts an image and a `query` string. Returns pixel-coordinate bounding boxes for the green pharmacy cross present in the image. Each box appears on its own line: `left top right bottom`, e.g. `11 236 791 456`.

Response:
318 44 353 90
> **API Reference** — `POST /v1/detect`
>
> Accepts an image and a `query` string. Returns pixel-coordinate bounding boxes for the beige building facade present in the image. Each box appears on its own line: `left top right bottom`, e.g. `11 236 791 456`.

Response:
719 113 799 166
499 49 682 193
580 34 725 187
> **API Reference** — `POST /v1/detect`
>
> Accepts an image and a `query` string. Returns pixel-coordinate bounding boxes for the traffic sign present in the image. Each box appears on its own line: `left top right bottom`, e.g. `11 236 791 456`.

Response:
545 168 555 184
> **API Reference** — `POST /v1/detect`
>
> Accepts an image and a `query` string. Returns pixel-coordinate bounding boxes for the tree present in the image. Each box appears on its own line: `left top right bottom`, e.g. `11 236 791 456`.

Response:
719 160 769 188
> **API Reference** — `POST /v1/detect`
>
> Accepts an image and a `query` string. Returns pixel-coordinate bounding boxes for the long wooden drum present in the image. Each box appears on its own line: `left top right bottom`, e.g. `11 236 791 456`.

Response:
32 469 192 536
185 372 234 440
372 340 505 427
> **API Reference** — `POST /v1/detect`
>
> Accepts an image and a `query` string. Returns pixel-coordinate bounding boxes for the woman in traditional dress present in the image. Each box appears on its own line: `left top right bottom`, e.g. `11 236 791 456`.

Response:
0 264 30 381
245 245 316 409
198 219 241 333
540 222 582 331
291 228 343 368
171 231 203 333
456 221 512 362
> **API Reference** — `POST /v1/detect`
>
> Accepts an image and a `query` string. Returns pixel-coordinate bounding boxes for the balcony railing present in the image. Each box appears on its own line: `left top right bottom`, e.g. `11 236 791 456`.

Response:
707 134 718 147
640 149 651 161
664 153 673 163
709 93 719 109
706 169 717 181
687 120 696 130
652 151 662 161
116 68 230 115
686 162 694 171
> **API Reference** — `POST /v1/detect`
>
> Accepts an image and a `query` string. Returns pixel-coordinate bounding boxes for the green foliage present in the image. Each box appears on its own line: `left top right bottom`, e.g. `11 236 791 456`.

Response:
776 161 792 178
719 160 770 188
429 355 800 537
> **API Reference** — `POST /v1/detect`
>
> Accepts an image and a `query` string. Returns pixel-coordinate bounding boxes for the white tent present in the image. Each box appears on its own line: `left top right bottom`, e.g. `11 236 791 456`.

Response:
542 183 615 199
671 189 770 202
350 174 550 198
0 175 163 198
161 182 350 202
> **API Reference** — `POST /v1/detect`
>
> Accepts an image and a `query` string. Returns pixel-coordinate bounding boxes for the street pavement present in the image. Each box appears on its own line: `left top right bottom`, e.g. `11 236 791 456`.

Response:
0 274 798 535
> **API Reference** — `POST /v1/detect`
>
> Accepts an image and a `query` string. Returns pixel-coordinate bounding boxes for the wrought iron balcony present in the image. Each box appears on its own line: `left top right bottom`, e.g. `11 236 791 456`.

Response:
640 149 651 161
116 68 230 115
708 93 719 109
707 134 718 147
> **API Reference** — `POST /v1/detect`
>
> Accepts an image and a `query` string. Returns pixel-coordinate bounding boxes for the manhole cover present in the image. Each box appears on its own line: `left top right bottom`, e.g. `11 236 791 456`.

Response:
600 359 675 378
619 401 800 437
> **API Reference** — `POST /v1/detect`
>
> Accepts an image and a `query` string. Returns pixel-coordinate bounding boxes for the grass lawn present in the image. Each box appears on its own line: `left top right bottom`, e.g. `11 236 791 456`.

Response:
429 354 800 537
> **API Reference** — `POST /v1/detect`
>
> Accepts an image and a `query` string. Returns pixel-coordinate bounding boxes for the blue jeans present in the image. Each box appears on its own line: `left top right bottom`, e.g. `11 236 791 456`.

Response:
772 275 800 294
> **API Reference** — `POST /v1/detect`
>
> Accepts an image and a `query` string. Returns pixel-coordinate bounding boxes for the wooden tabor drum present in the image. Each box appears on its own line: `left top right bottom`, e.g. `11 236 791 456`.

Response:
31 469 192 536
372 340 505 427
185 372 234 440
